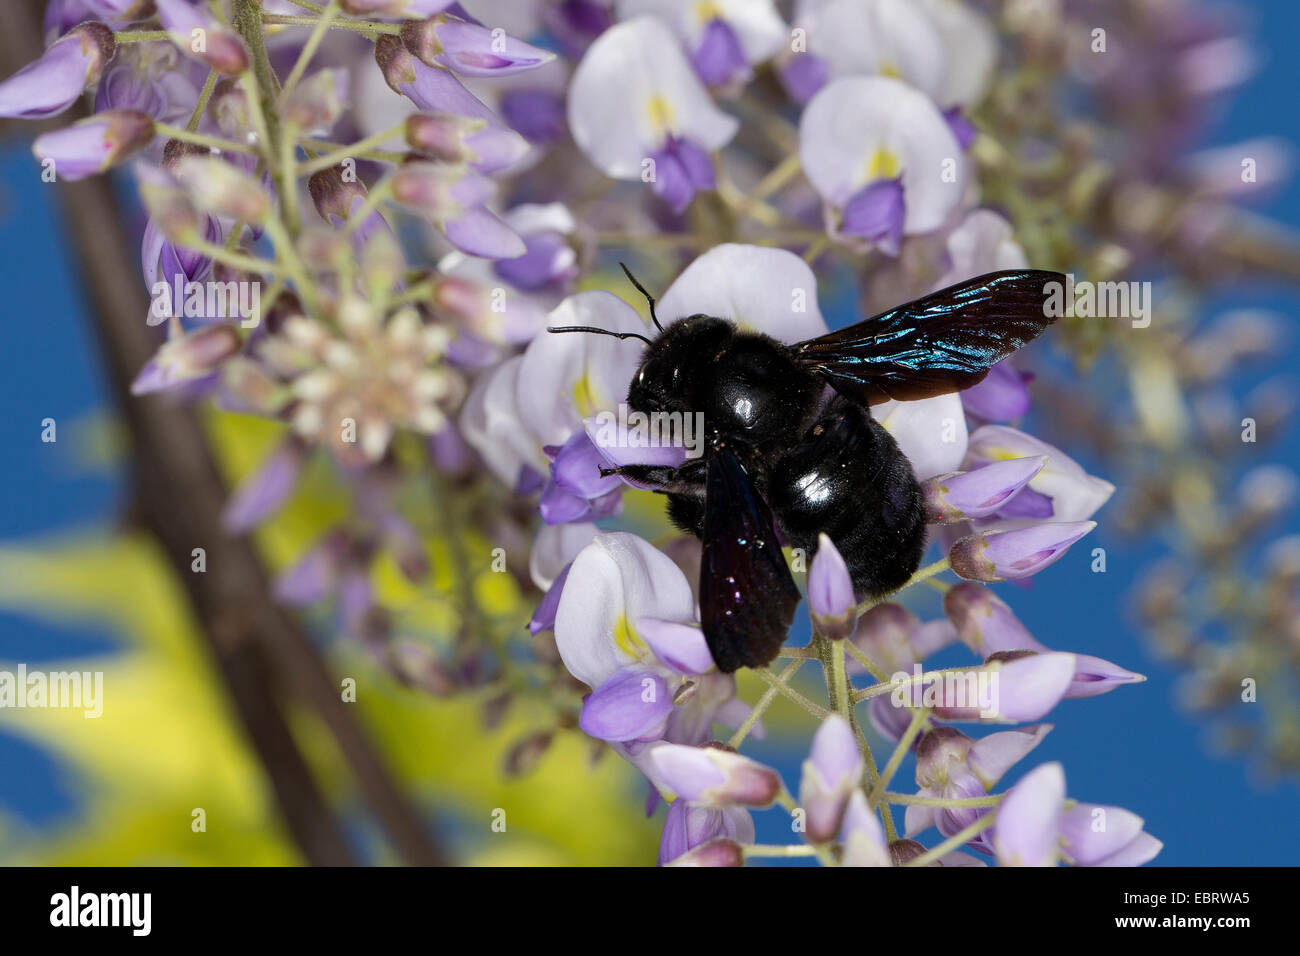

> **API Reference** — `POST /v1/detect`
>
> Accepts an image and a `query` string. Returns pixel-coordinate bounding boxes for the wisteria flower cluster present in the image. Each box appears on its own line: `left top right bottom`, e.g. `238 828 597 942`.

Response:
19 0 1285 866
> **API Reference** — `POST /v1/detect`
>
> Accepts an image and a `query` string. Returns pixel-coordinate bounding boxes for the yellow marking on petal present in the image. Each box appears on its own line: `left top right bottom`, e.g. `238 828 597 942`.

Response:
647 94 676 138
614 613 648 658
866 146 902 181
696 0 724 23
879 62 902 79
572 372 602 418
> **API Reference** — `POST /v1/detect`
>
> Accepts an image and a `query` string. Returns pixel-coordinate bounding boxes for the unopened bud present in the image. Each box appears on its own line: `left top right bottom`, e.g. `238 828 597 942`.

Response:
175 156 271 225
664 838 745 867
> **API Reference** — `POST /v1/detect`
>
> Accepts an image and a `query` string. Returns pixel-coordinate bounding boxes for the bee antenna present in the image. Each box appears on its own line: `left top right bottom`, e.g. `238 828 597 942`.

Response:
548 325 654 347
618 261 664 333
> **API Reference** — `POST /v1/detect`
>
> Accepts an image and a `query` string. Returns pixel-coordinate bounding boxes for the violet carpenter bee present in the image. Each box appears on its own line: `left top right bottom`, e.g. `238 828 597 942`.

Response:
550 264 1064 673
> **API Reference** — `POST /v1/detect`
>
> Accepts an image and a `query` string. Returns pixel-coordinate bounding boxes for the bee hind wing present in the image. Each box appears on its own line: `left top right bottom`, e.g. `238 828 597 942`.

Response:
700 446 800 674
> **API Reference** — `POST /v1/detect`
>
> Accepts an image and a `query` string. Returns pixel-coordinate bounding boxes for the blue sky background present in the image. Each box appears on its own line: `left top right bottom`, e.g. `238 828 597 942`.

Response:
1 2 1297 865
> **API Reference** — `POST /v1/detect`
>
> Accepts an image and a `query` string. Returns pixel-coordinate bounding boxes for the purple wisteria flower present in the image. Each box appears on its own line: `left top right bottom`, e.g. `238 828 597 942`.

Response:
800 75 965 253
0 21 115 119
567 17 738 212
0 0 1194 871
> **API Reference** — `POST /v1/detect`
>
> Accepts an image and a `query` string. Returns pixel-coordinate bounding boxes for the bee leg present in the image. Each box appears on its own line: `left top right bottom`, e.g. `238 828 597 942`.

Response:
599 459 707 495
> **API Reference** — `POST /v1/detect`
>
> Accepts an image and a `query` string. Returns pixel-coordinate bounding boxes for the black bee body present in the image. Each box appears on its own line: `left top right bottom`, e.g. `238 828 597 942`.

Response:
626 318 924 598
553 266 1064 673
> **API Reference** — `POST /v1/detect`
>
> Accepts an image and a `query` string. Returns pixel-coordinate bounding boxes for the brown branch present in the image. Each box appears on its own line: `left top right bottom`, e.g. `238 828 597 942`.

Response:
0 0 445 866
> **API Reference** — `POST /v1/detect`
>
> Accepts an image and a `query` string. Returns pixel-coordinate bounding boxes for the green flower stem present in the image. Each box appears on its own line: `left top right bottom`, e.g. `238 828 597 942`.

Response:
297 125 409 176
728 657 805 749
903 813 997 867
851 664 983 704
345 178 394 235
830 637 850 722
753 666 829 720
261 216 317 312
113 30 170 43
849 709 895 843
153 122 257 155
186 70 219 133
263 13 400 36
856 556 951 613
842 638 891 684
884 791 1003 808
743 844 819 859
869 707 928 808
279 0 339 102
179 236 280 278
281 122 301 235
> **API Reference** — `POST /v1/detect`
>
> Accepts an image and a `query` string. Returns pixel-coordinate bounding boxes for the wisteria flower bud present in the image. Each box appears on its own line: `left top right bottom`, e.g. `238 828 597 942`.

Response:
279 68 348 132
391 160 494 222
799 714 863 843
930 651 1076 723
923 456 1048 523
658 801 753 866
840 790 890 867
308 166 369 226
808 533 857 640
175 156 272 225
137 163 202 244
993 762 1065 867
664 837 745 867
944 582 1037 655
160 138 209 174
0 21 115 119
131 325 243 395
949 521 1096 581
155 0 250 75
340 0 453 17
401 16 556 77
648 743 781 807
32 109 155 181
212 77 250 140
405 111 484 163
503 731 554 778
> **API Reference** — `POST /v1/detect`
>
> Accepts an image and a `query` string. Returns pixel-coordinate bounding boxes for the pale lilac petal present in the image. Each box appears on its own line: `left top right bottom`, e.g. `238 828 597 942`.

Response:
638 617 714 675
1064 654 1145 699
649 744 781 806
808 533 857 639
840 178 905 254
528 563 570 635
0 23 113 119
1085 832 1163 867
779 53 828 103
691 18 750 86
993 762 1065 866
658 801 754 865
580 668 674 741
222 439 305 532
1059 803 1146 866
656 244 830 343
432 21 556 77
443 206 528 260
553 532 696 688
966 425 1115 523
840 790 890 867
567 17 738 180
962 363 1029 424
950 521 1097 581
924 457 1047 523
966 724 1053 789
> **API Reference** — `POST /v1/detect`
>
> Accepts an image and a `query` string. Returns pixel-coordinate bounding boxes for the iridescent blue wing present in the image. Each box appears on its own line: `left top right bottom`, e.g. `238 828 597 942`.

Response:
700 445 800 674
793 270 1064 406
